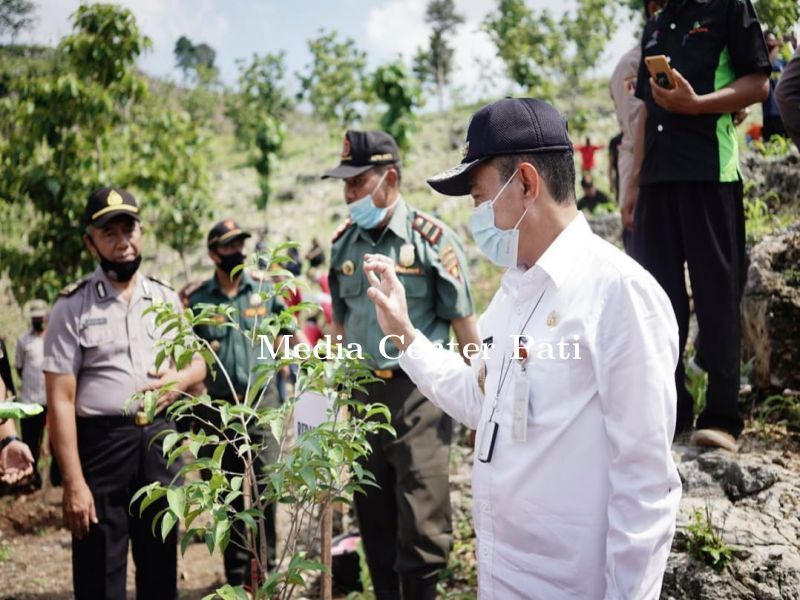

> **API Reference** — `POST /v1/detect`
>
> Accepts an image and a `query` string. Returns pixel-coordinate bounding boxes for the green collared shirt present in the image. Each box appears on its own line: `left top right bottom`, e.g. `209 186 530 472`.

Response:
329 198 474 369
188 271 286 399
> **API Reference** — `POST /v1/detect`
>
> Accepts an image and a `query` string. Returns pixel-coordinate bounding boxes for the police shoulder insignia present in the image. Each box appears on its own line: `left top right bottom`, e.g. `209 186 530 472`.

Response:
412 212 443 246
59 277 90 297
439 244 461 282
331 218 354 244
146 274 173 290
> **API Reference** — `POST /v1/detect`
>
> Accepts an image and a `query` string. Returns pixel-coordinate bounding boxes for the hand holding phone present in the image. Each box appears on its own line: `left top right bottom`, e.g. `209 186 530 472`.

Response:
645 55 676 90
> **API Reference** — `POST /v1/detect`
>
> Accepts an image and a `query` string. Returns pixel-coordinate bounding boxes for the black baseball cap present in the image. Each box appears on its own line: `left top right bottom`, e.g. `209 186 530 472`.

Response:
322 130 400 179
83 187 141 228
427 98 573 196
207 218 252 249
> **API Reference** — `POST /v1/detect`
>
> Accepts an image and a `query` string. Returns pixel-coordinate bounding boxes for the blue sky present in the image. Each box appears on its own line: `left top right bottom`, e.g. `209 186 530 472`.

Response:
28 0 642 103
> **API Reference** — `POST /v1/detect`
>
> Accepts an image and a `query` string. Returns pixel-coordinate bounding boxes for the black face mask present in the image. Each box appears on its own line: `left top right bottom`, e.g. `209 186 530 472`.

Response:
217 251 245 278
87 236 142 282
32 319 45 332
99 253 142 282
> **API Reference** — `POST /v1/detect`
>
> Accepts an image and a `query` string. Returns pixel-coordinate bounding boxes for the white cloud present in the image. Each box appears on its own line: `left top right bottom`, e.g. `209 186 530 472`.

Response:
363 0 642 105
364 0 427 61
18 0 230 81
363 0 506 104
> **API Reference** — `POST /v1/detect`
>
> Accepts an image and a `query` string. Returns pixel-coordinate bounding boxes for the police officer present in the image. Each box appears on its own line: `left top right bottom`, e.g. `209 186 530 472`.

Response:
629 0 771 450
185 219 304 586
323 130 480 599
15 299 49 487
43 187 206 599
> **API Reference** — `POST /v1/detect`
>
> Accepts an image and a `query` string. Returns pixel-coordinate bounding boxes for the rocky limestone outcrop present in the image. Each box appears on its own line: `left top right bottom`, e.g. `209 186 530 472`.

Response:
741 152 800 212
662 437 800 600
587 212 623 246
741 225 800 392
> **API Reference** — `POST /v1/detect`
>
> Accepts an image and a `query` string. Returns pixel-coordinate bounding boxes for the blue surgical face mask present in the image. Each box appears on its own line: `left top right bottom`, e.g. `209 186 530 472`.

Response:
348 172 396 229
470 169 528 268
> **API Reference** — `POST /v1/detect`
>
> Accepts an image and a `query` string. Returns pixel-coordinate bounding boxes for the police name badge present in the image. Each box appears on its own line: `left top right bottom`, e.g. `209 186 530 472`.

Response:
399 243 415 267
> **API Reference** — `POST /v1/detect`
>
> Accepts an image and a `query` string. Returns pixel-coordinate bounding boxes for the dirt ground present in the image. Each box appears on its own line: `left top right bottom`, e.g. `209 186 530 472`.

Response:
0 441 476 600
0 484 227 599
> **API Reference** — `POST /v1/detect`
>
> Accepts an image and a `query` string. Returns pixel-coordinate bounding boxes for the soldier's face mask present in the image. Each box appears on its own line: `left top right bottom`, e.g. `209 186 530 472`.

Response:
470 169 528 269
347 171 397 229
215 250 245 278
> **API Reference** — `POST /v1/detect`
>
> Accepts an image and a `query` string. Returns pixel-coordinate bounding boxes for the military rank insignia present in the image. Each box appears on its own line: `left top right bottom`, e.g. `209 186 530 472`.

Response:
439 244 461 282
412 213 443 245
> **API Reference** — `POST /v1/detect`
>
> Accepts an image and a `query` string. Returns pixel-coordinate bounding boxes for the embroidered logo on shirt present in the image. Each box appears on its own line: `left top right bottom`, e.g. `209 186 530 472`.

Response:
645 29 659 49
688 20 709 35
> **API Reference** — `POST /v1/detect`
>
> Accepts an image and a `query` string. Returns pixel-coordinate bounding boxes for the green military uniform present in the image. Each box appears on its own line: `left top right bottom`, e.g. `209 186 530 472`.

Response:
187 270 286 401
187 262 286 585
330 199 473 369
329 197 474 599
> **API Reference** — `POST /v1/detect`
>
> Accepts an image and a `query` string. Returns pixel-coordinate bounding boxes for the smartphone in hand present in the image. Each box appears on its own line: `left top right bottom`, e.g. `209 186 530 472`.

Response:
645 55 676 89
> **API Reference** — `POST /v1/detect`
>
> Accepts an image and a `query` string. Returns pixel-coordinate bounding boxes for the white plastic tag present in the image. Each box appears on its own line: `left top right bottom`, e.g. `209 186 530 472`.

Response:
512 370 529 443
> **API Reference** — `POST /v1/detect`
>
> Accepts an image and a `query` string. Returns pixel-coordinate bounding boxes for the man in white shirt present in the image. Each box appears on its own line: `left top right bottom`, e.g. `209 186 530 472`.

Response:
15 299 49 488
362 98 682 599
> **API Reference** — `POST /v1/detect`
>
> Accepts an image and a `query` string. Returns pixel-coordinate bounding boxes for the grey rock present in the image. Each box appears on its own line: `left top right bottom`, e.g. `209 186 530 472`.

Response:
740 152 800 212
741 225 800 391
661 444 800 600
587 212 622 246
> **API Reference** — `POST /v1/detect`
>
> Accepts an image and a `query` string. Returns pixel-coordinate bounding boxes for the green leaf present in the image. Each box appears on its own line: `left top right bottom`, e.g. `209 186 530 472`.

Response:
237 510 258 533
205 528 216 554
138 488 167 516
166 488 186 517
0 402 44 419
160 511 177 540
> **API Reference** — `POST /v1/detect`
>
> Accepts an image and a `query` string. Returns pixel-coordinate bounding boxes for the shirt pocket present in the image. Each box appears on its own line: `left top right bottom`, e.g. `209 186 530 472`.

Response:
338 273 364 299
398 272 428 299
525 356 573 427
79 325 117 362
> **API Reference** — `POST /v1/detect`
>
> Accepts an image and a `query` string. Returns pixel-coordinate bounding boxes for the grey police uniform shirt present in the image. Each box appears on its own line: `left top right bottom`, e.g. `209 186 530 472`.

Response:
43 266 181 417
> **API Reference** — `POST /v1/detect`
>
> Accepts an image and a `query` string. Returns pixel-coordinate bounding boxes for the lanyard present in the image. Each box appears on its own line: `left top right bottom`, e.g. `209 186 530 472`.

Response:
489 288 546 421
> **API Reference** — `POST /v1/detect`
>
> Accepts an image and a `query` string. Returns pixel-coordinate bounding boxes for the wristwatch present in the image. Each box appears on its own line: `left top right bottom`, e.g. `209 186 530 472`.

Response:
0 435 20 451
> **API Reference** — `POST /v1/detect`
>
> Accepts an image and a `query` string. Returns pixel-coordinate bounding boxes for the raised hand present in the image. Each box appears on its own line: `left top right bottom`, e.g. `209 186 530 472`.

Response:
363 253 416 351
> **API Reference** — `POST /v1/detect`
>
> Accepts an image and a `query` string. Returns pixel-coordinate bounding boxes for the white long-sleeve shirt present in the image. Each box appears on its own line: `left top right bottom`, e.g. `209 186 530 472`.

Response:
399 213 682 599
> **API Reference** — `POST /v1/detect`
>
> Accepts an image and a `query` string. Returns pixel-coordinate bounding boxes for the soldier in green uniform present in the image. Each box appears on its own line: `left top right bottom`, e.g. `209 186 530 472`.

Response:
323 131 480 600
184 219 304 587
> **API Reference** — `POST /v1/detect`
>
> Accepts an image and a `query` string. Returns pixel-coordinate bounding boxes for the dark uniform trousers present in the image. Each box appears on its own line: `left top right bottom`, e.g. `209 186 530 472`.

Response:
74 416 180 600
632 181 746 438
354 371 453 600
196 395 278 587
